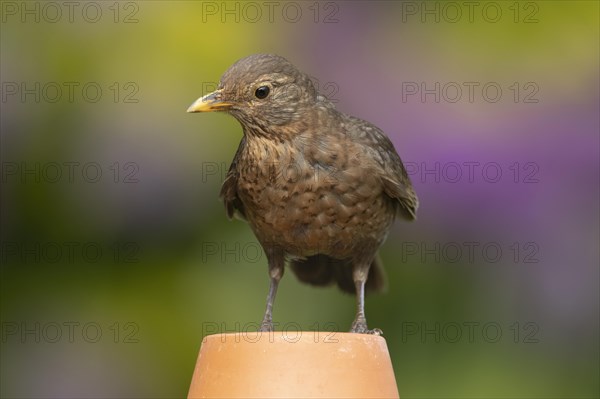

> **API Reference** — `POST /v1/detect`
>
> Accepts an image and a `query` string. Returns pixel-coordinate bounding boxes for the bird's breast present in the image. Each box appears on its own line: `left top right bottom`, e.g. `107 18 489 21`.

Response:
235 137 395 258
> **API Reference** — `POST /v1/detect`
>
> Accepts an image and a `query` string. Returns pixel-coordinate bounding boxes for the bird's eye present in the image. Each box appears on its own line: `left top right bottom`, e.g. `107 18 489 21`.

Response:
254 86 270 99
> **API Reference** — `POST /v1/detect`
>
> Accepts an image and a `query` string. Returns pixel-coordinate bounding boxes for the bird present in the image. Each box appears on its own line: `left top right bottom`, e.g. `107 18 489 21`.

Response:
187 54 418 334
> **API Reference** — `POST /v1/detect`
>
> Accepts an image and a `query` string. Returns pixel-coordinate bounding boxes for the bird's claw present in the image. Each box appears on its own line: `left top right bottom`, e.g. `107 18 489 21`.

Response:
259 321 274 332
350 321 383 335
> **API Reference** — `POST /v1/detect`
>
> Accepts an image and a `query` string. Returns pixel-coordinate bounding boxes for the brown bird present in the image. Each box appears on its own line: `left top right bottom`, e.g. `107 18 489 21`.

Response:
187 54 418 334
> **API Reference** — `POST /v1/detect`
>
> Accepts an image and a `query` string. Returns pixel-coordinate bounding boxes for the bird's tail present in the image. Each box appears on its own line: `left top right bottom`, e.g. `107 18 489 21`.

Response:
290 254 386 294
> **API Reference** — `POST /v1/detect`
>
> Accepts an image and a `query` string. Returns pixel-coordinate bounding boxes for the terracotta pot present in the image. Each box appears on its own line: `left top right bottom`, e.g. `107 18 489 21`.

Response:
188 331 399 398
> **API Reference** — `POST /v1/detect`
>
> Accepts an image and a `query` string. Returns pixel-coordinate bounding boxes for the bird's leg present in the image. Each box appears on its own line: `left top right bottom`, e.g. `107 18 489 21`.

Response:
260 249 284 332
350 263 382 335
350 267 368 333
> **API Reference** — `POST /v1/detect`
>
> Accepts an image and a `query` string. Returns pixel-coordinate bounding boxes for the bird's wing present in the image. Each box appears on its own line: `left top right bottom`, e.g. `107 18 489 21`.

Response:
219 137 247 220
347 116 419 221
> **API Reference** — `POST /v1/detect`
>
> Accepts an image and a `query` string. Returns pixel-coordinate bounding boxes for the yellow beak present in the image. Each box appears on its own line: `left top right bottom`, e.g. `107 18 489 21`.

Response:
187 90 231 113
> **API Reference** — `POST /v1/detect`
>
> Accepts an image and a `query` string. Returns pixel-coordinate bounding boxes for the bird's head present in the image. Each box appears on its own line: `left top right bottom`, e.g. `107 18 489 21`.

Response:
187 54 319 131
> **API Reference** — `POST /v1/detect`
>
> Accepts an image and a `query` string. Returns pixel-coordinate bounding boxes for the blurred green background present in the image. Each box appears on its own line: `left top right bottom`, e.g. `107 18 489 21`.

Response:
1 1 598 398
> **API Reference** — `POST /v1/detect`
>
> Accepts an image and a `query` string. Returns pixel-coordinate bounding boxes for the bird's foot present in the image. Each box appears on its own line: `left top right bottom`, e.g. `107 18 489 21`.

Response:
259 321 274 332
350 321 383 335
